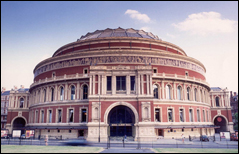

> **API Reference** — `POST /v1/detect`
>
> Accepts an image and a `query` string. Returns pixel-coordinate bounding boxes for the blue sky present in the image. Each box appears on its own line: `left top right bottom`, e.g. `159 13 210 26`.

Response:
1 1 238 92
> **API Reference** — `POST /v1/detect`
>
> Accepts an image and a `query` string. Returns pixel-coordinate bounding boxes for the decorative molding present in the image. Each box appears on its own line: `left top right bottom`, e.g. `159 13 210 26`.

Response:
34 56 205 77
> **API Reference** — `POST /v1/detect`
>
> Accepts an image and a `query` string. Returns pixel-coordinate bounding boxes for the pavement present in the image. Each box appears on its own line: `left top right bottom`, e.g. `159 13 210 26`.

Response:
99 148 155 153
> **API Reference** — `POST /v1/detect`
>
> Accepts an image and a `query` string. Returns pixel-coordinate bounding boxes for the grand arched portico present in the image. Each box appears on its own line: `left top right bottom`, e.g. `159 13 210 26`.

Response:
108 105 135 137
213 115 228 133
104 102 139 139
11 116 27 135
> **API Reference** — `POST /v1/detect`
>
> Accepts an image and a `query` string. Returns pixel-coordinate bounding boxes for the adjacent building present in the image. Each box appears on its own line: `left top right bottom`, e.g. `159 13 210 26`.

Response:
230 91 238 130
209 87 233 133
5 27 234 141
1 89 10 129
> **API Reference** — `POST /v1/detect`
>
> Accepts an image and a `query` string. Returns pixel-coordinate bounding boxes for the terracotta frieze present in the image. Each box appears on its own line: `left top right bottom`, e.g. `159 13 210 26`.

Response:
34 56 205 77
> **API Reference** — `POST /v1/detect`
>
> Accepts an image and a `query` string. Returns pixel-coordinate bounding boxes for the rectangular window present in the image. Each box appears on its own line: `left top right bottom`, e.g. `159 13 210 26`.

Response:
155 108 160 122
35 111 38 123
107 76 112 91
130 76 135 91
197 110 200 122
116 76 126 91
69 109 73 122
179 109 184 122
49 110 52 123
41 110 44 123
203 110 205 122
189 109 193 122
81 109 87 122
153 69 157 73
168 109 173 122
58 109 62 123
84 69 88 74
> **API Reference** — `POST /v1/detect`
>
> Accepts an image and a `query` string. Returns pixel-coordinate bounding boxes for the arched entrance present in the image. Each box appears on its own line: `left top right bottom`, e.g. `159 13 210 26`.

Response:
108 105 135 136
214 116 227 133
12 117 26 134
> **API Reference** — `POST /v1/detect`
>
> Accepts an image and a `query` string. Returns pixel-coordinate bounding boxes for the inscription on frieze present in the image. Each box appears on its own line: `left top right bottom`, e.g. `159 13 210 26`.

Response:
35 56 205 77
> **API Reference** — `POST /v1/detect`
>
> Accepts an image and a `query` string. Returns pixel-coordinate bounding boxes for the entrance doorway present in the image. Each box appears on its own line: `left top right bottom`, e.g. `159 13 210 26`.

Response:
108 105 135 137
214 116 227 133
12 117 26 134
158 129 163 136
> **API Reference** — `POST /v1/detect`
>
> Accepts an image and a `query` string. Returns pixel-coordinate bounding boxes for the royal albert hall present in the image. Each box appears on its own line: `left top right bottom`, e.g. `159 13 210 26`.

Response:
6 27 226 141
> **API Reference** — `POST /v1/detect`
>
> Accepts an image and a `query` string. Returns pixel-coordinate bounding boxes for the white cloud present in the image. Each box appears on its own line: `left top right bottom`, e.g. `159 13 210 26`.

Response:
172 11 238 36
125 9 151 23
140 26 150 32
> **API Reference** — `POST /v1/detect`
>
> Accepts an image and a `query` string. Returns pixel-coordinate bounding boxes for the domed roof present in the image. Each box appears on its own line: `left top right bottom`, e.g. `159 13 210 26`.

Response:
77 27 161 41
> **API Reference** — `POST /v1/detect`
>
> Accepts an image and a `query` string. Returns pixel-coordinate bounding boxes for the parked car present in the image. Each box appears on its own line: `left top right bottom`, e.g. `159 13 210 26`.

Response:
200 135 209 142
230 133 238 141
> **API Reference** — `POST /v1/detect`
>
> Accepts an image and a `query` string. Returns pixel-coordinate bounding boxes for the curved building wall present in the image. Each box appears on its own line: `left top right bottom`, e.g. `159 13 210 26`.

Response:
7 28 234 141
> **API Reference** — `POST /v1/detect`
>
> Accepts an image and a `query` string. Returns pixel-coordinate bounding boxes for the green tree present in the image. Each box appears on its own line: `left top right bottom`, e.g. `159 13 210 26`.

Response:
234 112 238 130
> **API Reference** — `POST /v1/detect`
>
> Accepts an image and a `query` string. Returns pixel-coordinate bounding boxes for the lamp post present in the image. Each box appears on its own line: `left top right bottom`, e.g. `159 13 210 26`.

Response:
98 94 100 143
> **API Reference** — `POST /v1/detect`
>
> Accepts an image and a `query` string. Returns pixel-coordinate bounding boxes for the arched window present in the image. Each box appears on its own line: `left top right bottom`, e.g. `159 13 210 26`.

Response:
60 87 64 101
194 88 197 101
43 89 46 102
20 98 24 108
153 85 158 99
166 85 171 100
187 87 190 100
83 85 88 99
216 97 220 107
177 86 182 100
71 85 75 100
51 88 54 102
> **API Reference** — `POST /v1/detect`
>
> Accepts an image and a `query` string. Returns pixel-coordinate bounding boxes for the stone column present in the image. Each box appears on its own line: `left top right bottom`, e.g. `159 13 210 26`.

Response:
146 74 149 95
126 75 130 95
226 94 230 107
54 84 58 101
93 75 95 95
149 74 152 95
89 75 92 95
112 75 116 95
221 94 224 107
212 95 215 107
65 83 68 100
98 75 101 95
161 81 164 99
137 73 140 95
77 82 80 99
46 86 49 102
102 75 106 95
14 95 17 108
183 83 186 100
173 82 176 100
141 75 144 95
